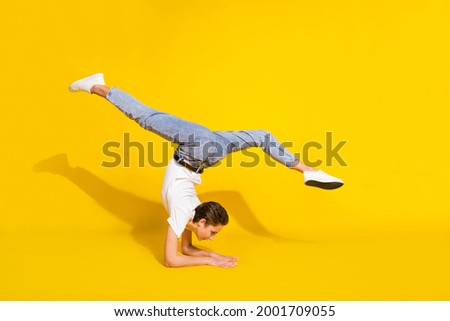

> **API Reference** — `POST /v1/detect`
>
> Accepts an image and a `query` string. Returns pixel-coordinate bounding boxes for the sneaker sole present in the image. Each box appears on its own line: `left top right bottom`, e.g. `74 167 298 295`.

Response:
305 180 344 190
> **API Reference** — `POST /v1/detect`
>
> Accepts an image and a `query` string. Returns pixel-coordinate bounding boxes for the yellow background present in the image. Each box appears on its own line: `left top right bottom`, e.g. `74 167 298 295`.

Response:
1 0 449 300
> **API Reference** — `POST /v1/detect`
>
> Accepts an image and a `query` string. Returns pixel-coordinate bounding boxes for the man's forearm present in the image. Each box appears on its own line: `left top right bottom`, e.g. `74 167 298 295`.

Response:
182 245 215 257
165 253 212 268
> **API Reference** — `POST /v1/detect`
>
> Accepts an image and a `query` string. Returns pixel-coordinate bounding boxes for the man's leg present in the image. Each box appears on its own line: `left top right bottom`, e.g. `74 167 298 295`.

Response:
214 130 344 189
214 130 305 169
91 84 109 97
69 74 213 145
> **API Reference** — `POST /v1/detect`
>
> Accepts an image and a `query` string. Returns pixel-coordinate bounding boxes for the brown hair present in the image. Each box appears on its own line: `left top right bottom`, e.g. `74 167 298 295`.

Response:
193 201 229 226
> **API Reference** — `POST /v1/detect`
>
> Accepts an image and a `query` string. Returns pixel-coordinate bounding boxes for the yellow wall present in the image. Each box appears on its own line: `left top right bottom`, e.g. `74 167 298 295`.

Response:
0 0 449 300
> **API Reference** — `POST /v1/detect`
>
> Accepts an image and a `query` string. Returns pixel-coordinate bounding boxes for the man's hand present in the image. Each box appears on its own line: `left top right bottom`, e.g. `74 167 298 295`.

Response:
183 242 239 268
210 252 239 262
181 228 239 266
208 255 238 268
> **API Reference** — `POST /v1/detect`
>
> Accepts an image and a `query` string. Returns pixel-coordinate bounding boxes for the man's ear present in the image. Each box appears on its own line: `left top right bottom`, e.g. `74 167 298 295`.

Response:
198 218 207 226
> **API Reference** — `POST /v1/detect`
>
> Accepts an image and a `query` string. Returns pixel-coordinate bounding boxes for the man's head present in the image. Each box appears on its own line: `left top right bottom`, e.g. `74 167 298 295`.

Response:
192 201 228 241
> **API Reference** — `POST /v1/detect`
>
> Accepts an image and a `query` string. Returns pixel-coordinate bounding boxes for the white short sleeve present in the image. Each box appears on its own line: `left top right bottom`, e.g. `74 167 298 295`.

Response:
167 206 195 238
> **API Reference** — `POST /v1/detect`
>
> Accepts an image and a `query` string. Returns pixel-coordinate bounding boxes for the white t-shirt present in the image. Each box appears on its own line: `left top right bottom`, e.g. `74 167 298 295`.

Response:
161 158 202 238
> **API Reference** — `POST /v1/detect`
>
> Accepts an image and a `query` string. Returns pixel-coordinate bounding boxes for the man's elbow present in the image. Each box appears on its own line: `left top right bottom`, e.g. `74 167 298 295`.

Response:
164 255 179 268
164 260 174 268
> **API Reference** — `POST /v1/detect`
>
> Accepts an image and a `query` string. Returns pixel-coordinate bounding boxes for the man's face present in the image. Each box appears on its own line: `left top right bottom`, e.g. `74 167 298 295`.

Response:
195 219 223 241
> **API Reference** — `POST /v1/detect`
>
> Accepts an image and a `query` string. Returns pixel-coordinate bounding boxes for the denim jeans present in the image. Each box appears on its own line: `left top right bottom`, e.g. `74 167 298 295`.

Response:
106 87 299 172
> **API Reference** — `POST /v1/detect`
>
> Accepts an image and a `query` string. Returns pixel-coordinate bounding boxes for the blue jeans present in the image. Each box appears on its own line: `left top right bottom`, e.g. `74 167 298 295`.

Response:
106 87 299 172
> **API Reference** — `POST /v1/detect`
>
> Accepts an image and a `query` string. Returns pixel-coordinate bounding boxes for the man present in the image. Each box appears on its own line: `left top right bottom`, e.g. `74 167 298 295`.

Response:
69 73 344 268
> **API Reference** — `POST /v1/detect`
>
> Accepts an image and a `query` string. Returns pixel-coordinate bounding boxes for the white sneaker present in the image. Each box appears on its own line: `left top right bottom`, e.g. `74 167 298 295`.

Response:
68 73 105 93
304 170 344 190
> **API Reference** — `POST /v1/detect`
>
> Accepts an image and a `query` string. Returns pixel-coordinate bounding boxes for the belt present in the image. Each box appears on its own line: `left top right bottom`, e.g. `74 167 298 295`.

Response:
174 154 204 174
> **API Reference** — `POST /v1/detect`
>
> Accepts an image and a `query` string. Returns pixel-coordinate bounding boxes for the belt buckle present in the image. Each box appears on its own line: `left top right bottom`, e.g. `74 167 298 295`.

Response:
175 154 204 174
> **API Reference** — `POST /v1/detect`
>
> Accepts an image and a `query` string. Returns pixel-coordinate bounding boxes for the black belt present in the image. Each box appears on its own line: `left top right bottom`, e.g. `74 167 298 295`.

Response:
174 154 204 174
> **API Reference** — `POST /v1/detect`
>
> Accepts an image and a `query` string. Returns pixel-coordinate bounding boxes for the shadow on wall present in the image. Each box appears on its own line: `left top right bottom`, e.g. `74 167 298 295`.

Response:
33 154 289 265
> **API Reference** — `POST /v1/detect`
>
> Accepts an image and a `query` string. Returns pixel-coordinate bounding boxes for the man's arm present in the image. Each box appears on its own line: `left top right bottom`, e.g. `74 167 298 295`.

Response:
164 226 236 268
181 229 238 262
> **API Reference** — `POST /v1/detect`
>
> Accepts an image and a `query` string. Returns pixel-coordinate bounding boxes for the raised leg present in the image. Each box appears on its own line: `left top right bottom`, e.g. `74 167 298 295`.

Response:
104 86 214 144
69 74 213 145
214 130 313 170
214 130 344 189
